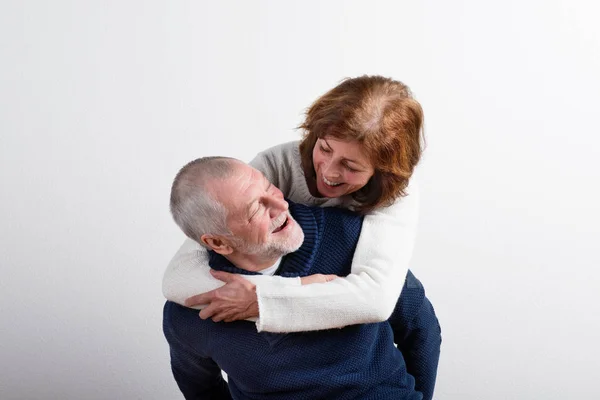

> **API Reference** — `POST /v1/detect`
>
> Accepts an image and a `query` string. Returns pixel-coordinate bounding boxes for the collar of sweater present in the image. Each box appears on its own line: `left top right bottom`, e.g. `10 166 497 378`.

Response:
208 201 324 278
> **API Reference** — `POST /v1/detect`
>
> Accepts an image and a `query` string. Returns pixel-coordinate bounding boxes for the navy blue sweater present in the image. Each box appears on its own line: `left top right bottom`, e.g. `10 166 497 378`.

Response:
163 203 441 399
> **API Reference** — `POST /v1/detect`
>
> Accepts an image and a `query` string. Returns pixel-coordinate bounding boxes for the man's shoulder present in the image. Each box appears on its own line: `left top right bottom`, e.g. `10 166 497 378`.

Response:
288 201 362 220
288 202 363 243
321 206 364 232
287 200 321 219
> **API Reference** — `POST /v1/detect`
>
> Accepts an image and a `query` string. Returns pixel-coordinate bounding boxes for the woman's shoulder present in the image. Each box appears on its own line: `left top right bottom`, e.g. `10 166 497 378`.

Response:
248 140 305 199
365 175 420 217
250 140 299 173
255 140 300 160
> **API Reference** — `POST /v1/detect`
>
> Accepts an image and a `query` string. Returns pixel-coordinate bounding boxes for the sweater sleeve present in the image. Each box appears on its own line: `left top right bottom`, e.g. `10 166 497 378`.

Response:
253 178 420 333
162 231 301 309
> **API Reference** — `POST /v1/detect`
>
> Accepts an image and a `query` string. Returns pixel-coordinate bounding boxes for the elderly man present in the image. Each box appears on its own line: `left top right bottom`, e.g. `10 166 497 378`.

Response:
163 157 440 400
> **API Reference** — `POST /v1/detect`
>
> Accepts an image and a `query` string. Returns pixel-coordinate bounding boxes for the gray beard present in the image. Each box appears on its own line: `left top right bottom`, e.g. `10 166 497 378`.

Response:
230 229 304 260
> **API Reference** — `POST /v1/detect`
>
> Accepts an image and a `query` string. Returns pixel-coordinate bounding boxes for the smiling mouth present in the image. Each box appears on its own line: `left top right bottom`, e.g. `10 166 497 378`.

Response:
323 176 343 187
272 216 289 233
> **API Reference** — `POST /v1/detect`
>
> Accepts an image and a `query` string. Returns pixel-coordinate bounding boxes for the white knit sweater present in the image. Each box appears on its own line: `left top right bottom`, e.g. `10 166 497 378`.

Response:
162 141 420 333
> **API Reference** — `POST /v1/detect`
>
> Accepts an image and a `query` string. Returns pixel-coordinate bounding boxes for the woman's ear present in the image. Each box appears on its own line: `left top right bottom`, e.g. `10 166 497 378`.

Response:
200 234 233 255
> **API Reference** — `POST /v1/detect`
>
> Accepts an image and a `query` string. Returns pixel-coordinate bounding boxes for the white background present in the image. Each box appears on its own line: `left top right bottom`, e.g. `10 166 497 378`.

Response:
1 1 599 399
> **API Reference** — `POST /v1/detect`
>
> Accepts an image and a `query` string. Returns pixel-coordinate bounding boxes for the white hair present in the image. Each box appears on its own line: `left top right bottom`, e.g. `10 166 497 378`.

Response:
170 157 238 248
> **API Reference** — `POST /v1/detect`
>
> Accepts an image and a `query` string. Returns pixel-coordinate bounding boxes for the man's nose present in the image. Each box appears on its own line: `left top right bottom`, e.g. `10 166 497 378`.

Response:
268 194 288 216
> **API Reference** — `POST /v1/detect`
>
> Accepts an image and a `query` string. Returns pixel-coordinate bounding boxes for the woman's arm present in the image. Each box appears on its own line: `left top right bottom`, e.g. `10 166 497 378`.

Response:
162 233 303 310
162 238 225 306
252 178 420 332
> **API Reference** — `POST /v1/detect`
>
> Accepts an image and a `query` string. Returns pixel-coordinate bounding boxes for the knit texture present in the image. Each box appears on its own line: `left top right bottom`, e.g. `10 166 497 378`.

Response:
163 202 440 399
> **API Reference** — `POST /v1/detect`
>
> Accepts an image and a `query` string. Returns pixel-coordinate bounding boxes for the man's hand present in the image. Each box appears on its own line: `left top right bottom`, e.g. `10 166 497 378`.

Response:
300 273 338 285
184 270 259 323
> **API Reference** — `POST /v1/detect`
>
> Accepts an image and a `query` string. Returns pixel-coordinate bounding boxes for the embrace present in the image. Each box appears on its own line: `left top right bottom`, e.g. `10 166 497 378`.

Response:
162 75 442 399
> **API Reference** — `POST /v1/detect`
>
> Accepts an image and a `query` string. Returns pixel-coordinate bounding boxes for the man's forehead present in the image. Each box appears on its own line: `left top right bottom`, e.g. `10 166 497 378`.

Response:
211 163 264 204
231 163 264 189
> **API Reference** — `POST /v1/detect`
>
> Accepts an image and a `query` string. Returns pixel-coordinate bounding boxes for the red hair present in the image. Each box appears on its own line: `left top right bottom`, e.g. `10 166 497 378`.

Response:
299 75 425 213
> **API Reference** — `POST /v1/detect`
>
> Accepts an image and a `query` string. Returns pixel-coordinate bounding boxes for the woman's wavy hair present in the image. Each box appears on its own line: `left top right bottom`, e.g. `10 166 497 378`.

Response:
299 75 425 214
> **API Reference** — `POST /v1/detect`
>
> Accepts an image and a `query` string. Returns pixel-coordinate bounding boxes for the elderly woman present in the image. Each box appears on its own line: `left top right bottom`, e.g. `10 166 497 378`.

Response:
163 75 425 333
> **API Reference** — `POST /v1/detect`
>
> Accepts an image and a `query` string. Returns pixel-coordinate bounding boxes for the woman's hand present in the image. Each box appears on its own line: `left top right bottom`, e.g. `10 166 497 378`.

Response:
300 274 338 285
185 270 259 323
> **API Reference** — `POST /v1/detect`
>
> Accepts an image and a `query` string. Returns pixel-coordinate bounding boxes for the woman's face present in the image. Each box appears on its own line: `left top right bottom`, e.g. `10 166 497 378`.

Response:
312 137 375 198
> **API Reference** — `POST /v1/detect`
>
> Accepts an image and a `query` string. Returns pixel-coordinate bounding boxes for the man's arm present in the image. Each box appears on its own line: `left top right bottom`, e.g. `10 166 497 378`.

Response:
163 302 232 399
388 271 442 400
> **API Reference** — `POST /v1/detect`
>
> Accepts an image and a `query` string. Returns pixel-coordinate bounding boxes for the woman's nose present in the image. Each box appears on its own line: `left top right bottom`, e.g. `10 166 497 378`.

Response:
322 161 340 177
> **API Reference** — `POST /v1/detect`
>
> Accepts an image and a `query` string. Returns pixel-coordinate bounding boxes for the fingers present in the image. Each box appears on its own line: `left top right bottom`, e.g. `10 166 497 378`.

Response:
300 273 340 285
199 303 219 320
211 312 225 323
185 290 215 307
210 269 236 283
213 310 238 323
300 274 322 285
201 308 241 323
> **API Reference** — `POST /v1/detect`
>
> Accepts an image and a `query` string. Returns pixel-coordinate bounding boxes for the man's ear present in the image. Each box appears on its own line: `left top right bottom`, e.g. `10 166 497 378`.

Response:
200 234 234 255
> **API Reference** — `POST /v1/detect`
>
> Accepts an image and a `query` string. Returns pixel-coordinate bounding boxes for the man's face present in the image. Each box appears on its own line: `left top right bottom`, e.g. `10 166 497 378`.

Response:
212 162 304 259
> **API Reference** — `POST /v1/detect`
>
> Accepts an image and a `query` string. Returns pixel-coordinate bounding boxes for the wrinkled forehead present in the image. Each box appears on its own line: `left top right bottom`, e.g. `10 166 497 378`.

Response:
211 162 264 211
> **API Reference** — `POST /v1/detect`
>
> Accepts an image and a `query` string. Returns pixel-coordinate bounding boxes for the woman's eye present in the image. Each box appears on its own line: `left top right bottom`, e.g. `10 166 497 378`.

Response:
344 165 358 172
320 145 331 153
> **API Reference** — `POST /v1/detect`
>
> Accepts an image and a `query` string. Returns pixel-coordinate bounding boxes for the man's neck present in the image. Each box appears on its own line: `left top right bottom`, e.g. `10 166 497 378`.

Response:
224 252 284 273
